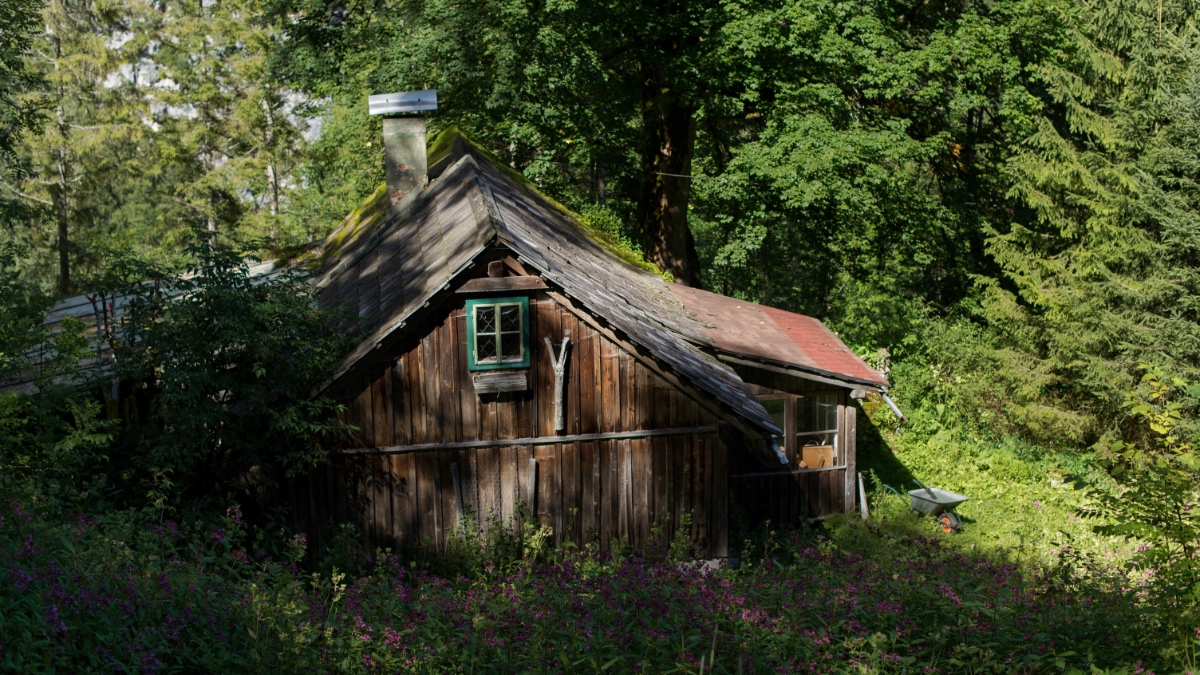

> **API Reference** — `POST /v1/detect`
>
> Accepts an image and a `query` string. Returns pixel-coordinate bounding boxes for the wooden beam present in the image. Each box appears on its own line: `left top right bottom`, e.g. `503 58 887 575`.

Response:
328 426 719 456
456 276 548 293
729 465 848 478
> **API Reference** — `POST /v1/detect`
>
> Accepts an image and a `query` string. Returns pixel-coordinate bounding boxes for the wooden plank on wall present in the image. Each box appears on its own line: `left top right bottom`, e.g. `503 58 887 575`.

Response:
437 314 460 444
561 439 579 547
600 338 619 434
477 446 499 534
455 311 481 442
516 445 534 531
536 299 560 438
712 434 729 558
409 345 427 446
845 405 857 516
692 434 708 555
416 451 437 551
580 440 598 545
632 438 649 550
600 439 617 551
422 326 441 447
563 312 581 437
438 451 458 551
498 445 517 532
578 321 598 435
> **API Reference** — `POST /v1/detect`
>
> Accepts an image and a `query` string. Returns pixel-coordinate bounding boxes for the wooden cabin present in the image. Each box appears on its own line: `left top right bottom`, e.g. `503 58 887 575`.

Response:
288 127 890 559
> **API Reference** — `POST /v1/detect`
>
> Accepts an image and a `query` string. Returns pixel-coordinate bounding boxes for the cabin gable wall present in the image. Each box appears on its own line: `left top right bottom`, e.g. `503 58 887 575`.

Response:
291 289 732 558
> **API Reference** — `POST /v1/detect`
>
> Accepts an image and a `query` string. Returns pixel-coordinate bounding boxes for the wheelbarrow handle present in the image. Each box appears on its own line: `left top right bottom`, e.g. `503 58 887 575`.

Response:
912 478 938 501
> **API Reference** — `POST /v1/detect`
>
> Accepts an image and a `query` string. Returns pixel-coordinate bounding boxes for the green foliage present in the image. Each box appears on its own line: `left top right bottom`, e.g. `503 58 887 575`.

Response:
980 0 1200 445
110 237 355 503
1089 365 1200 629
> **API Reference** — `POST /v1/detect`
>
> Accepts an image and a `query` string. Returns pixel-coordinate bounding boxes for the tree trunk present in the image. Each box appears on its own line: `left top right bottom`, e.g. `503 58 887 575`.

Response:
635 70 701 287
52 30 70 294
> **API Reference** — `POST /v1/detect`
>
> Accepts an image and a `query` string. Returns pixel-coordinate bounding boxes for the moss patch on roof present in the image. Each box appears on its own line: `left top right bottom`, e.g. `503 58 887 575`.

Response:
322 125 670 281
320 182 390 269
428 126 669 280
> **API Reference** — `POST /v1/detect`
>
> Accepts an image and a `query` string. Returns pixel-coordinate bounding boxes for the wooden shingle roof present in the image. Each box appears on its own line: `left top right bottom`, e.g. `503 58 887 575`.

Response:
313 135 785 438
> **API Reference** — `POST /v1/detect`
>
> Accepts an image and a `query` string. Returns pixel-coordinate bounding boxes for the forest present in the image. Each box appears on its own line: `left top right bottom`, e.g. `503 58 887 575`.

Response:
1 0 1199 670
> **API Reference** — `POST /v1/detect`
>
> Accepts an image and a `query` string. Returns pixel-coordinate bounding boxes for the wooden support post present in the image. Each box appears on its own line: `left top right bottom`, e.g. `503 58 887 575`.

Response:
858 472 869 521
544 337 570 434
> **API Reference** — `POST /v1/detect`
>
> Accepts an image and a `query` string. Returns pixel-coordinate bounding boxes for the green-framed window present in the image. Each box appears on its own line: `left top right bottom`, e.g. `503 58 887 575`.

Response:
465 296 531 371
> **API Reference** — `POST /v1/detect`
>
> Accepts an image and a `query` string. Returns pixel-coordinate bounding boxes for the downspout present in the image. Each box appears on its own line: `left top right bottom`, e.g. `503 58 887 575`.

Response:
881 392 906 423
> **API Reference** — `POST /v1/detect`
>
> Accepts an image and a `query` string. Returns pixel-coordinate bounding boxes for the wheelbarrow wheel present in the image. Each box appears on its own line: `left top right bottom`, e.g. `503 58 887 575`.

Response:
937 512 962 533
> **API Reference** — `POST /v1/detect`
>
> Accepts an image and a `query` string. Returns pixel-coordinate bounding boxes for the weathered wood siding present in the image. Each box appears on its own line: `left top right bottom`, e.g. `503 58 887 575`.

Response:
727 379 858 525
290 292 731 557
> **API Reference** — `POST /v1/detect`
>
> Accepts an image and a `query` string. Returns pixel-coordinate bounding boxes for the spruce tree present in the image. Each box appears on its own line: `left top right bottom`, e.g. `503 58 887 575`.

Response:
982 0 1200 444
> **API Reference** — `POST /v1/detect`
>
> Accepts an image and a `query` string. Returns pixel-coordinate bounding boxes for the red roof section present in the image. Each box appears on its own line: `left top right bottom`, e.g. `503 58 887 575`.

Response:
668 285 888 389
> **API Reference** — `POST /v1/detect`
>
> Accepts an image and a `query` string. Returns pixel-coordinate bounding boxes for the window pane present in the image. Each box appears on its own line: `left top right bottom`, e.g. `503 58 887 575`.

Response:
499 332 522 360
760 398 786 432
477 334 497 361
500 304 521 332
797 394 839 432
477 305 496 334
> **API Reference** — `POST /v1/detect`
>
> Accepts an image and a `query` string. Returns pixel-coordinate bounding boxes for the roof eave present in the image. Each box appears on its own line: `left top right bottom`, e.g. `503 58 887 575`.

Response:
717 352 888 392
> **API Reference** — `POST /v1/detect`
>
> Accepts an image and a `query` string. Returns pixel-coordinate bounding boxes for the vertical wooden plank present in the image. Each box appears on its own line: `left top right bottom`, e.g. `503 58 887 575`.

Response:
819 469 831 517
633 438 651 550
422 327 441 446
460 449 477 535
440 451 459 548
480 386 499 441
416 452 437 550
600 439 618 550
578 322 598 435
371 454 390 547
599 337 619 433
845 405 857 516
388 455 407 551
650 375 672 536
391 355 410 446
650 436 667 538
536 299 561 438
498 445 517 530
477 447 499 533
353 371 374 448
619 352 635 432
560 441 580 547
806 472 821 519
676 435 690 533
711 433 729 558
437 315 460 444
515 445 534 531
498 395 517 439
563 312 581 436
534 444 557 537
408 346 428 446
691 434 708 554
579 440 598 544
455 310 481 442
371 365 391 448
633 360 653 430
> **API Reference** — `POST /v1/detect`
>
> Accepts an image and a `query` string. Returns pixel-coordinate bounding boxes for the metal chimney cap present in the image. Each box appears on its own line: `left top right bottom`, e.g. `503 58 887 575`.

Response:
368 89 438 115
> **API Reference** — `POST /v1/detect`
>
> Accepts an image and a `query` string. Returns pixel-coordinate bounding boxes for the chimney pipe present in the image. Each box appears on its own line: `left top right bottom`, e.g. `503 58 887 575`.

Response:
369 89 438 201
